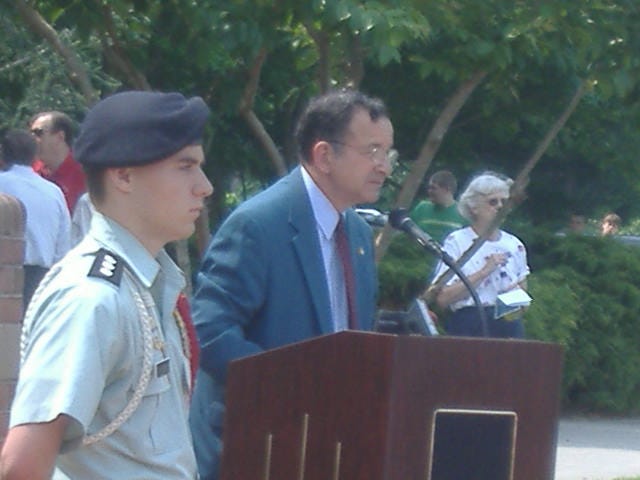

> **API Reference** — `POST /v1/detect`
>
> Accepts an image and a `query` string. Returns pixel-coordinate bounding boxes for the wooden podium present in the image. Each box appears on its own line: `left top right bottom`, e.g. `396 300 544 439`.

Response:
220 331 564 480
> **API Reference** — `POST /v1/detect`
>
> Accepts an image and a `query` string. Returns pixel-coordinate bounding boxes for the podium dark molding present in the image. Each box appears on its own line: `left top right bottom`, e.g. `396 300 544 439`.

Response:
220 331 564 480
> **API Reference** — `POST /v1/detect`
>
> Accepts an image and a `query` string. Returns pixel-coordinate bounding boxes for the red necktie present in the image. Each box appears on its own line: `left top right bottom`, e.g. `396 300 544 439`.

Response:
175 293 200 392
335 217 358 329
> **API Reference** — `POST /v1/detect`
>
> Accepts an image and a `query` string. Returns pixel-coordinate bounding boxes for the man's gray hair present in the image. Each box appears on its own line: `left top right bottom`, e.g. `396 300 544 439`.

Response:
458 171 513 221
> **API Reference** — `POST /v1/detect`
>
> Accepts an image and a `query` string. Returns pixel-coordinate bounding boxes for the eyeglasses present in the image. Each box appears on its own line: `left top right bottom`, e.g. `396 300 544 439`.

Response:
30 127 48 138
330 140 398 169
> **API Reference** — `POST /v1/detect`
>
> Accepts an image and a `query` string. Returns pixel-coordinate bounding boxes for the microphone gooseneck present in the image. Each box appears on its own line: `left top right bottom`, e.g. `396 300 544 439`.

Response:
388 208 444 256
389 208 489 337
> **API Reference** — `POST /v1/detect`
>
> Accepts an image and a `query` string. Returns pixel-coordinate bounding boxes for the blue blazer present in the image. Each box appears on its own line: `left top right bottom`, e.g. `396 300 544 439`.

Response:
189 166 378 479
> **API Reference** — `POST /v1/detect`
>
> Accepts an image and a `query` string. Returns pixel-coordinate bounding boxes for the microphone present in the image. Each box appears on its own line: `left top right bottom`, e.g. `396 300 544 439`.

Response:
388 208 444 257
355 208 388 227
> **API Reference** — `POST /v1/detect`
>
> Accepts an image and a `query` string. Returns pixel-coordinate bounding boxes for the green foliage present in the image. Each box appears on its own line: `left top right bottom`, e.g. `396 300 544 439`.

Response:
0 5 119 129
377 233 435 309
524 231 640 413
379 226 640 413
2 0 640 418
622 218 640 236
524 268 581 347
4 0 640 232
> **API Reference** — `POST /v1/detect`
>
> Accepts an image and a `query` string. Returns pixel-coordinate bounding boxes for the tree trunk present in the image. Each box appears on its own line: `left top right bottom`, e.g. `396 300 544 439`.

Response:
238 49 288 177
304 23 330 93
13 0 203 292
240 109 288 177
375 70 488 262
13 0 98 104
346 35 364 88
425 79 590 302
96 1 151 90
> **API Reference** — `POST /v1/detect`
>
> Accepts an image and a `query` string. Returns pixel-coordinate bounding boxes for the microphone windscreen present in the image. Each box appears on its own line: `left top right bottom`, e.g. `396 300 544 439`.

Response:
388 208 409 229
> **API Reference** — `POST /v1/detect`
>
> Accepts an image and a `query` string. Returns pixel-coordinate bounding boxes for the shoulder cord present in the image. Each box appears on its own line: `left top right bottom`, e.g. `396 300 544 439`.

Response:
82 269 155 446
20 265 62 359
24 262 186 446
172 306 193 389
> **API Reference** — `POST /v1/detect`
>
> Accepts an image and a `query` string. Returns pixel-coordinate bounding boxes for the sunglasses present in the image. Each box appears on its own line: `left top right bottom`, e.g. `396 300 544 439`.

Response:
487 197 507 207
30 127 48 138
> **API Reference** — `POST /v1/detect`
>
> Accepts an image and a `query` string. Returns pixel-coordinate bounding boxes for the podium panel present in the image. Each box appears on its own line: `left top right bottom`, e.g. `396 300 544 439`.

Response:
430 408 516 479
220 331 563 480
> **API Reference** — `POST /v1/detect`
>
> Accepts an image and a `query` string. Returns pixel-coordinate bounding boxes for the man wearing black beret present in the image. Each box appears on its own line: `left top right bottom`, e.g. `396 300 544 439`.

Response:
1 91 213 479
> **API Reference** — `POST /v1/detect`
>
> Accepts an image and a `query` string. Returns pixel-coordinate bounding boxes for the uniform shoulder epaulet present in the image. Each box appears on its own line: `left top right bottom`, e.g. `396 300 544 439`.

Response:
88 248 125 286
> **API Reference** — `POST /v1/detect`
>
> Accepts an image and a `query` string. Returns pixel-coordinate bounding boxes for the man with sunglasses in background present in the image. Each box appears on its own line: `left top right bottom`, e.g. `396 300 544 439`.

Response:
0 129 71 309
30 111 86 214
189 89 396 480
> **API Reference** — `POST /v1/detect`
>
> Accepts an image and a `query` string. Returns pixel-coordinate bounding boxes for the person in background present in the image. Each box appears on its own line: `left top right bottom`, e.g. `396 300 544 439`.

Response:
30 111 86 213
0 91 212 479
600 212 621 236
0 129 70 309
567 211 587 234
429 171 530 338
410 169 467 242
189 89 395 480
555 211 591 237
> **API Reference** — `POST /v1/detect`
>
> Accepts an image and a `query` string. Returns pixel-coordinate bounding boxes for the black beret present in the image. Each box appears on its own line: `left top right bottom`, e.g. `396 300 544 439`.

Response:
74 91 209 167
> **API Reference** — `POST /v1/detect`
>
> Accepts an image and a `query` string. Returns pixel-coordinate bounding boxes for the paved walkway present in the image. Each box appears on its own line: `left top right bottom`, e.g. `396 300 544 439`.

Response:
555 416 640 480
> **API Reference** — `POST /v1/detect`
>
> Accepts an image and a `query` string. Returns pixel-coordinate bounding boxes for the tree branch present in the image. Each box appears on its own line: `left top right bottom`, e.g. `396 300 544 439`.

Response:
425 78 590 302
375 70 488 261
240 109 288 176
303 22 330 92
0 50 45 74
238 49 288 176
238 48 267 113
345 34 364 88
13 0 98 104
95 1 151 90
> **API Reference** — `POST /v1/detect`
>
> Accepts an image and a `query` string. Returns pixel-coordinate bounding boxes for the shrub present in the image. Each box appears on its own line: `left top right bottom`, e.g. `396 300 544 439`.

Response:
377 233 437 309
378 227 640 413
524 231 640 413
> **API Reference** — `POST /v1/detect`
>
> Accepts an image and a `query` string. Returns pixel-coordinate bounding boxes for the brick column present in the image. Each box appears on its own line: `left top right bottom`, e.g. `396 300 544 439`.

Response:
0 194 25 444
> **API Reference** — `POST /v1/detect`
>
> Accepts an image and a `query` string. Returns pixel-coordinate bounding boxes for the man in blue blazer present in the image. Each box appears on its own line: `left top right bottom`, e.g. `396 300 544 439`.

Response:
189 89 396 480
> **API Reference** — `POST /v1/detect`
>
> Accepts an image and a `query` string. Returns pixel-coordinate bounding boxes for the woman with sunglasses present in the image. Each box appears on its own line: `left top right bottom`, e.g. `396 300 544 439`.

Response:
429 171 530 338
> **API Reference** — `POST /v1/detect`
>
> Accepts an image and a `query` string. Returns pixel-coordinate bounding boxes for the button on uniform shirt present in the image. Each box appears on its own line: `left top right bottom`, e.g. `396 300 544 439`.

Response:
0 164 71 267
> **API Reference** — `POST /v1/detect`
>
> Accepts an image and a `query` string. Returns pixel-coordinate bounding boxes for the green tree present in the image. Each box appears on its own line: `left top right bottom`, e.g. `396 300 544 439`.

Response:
3 0 640 262
372 0 640 258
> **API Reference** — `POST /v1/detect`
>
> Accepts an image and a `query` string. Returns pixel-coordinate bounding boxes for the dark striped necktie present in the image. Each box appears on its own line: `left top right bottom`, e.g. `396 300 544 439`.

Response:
335 217 358 329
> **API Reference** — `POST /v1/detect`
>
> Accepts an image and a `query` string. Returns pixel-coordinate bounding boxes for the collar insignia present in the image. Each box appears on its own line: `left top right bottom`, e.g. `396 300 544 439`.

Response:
88 248 124 286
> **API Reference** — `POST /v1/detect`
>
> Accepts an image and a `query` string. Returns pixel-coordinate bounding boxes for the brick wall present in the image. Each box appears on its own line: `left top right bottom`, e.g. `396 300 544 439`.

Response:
0 194 25 444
